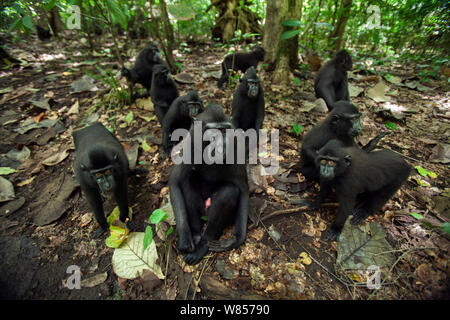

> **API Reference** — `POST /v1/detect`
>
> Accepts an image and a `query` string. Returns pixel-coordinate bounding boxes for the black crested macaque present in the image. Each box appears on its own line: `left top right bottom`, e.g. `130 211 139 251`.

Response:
162 90 204 156
36 25 51 41
217 46 265 89
121 42 164 98
169 104 249 265
150 64 179 125
231 66 265 133
305 139 411 240
73 122 129 238
300 101 389 181
314 49 352 111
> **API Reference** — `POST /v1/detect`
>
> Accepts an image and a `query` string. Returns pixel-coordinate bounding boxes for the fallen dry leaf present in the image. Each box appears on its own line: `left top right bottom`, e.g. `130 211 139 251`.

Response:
81 272 108 288
17 176 36 187
42 149 69 166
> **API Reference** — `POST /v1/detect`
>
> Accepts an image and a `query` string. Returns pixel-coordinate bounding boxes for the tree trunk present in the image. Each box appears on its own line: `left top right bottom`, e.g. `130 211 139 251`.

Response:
286 0 303 69
271 0 303 84
158 0 177 73
328 0 352 51
211 0 263 42
49 6 64 37
262 0 283 70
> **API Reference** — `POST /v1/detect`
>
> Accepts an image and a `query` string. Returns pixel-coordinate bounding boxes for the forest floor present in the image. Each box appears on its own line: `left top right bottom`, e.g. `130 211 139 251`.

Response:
0 32 449 300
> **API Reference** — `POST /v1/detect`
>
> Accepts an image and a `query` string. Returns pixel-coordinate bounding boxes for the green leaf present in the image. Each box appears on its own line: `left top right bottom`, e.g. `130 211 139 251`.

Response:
280 29 301 41
166 226 174 236
143 226 153 251
8 18 22 33
125 111 134 125
414 166 437 179
137 114 155 122
200 216 208 221
167 4 195 21
106 126 114 134
290 124 303 136
413 177 431 187
150 209 168 224
107 206 120 225
105 223 130 248
385 121 397 131
43 0 57 11
440 222 450 235
257 151 268 157
142 139 151 152
0 167 21 175
409 212 424 220
282 20 302 27
105 0 127 29
107 206 133 225
293 77 301 85
22 15 33 30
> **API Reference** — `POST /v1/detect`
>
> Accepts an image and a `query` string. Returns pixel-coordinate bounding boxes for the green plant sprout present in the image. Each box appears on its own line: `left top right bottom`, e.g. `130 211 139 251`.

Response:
143 209 174 251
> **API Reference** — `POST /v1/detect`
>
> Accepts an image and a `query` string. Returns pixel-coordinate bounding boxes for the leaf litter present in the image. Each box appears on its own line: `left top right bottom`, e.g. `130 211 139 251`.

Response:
0 39 448 300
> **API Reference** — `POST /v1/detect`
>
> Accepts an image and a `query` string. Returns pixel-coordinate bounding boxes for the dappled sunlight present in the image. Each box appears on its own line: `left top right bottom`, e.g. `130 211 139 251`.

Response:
0 0 448 303
0 70 14 80
38 52 66 62
381 102 408 113
436 95 450 111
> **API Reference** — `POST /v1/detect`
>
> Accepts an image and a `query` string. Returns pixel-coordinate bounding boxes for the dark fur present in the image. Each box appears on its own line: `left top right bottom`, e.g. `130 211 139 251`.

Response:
309 139 411 240
36 25 51 41
169 104 249 265
300 101 361 181
162 90 204 155
72 123 129 238
150 64 179 125
231 66 265 132
314 49 352 111
300 101 389 181
121 42 165 97
217 46 265 89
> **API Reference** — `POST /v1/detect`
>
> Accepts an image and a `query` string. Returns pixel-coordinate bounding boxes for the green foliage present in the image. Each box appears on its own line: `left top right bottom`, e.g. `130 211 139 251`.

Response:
1 0 447 57
105 0 127 29
86 66 130 108
149 209 168 224
441 222 450 235
232 30 261 42
168 3 196 21
409 212 424 220
290 124 303 136
385 122 397 131
414 166 437 179
143 226 153 252
280 19 303 41
171 0 216 41
411 212 450 235
143 209 174 251
281 29 301 41
227 69 240 88
282 20 303 27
